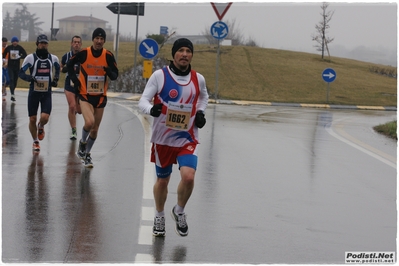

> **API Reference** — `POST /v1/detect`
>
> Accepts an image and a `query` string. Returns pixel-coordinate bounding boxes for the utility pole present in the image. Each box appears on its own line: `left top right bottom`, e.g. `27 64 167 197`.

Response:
115 2 120 62
132 2 140 93
321 6 325 59
51 3 54 40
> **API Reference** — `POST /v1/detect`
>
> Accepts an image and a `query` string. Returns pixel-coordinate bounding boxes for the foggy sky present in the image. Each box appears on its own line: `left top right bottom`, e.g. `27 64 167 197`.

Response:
2 1 397 66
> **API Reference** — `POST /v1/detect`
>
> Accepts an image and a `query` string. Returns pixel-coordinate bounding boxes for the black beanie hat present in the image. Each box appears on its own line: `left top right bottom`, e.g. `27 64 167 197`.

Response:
172 38 194 57
92 28 106 41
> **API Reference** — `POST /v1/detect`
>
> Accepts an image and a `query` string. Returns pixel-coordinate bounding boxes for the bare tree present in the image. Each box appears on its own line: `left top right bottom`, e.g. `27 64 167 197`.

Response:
245 36 258 47
312 2 335 59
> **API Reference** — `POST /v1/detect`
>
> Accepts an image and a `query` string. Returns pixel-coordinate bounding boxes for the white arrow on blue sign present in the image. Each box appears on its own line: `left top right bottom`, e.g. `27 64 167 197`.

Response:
322 68 336 83
211 21 229 40
139 38 159 59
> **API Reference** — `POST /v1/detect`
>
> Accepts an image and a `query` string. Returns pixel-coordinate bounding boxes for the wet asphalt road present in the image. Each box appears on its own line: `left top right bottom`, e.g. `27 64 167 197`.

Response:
2 91 396 263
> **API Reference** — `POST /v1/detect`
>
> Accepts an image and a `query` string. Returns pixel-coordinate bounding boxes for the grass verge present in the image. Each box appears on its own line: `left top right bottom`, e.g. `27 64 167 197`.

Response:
13 40 397 107
373 120 397 140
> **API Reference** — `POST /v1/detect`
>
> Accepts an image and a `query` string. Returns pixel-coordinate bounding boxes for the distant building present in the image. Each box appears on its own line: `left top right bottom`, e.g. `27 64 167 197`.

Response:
166 35 211 45
166 35 232 46
57 15 110 40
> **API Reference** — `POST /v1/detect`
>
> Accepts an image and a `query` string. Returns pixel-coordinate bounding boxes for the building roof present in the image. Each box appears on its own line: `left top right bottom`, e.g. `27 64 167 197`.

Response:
58 16 107 23
166 35 211 45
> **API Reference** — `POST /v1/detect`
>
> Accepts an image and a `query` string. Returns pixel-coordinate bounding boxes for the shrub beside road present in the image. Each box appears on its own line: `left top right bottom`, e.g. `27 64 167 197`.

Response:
374 120 397 140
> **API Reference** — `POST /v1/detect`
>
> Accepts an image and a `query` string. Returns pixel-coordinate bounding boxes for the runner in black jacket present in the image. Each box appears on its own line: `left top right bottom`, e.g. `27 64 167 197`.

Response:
3 36 27 101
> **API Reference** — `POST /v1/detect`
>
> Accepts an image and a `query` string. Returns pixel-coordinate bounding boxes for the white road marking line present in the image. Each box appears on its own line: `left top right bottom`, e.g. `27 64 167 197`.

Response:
138 225 153 245
114 103 155 261
326 120 396 169
134 253 153 263
142 206 155 221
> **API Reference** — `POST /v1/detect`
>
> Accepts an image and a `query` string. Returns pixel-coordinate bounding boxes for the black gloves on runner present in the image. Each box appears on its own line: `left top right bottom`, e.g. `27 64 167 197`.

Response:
103 66 114 78
73 80 81 95
62 66 68 73
28 76 37 84
195 111 206 128
51 77 58 87
150 103 163 117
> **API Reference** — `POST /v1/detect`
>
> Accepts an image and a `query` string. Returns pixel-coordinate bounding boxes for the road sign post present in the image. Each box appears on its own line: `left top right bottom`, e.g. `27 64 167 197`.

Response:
160 26 168 36
322 68 336 103
211 21 229 40
211 2 233 20
210 2 232 101
139 39 158 81
106 2 145 93
142 60 153 79
211 21 229 101
139 38 159 59
106 2 145 15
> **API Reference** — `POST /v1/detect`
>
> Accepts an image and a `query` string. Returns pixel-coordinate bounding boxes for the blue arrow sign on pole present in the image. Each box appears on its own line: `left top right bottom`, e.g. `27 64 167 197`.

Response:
322 68 337 83
139 38 159 59
211 21 229 40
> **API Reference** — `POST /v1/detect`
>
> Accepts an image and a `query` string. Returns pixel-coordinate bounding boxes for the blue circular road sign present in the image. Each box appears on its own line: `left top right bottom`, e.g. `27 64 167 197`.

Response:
139 38 159 59
211 21 229 40
322 68 337 83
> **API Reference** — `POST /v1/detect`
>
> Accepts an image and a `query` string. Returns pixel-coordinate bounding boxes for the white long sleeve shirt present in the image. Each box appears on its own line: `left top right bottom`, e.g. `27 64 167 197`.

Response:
138 66 209 147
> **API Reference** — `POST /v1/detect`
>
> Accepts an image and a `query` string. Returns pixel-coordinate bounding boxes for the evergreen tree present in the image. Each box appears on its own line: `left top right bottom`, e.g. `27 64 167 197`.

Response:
2 3 44 41
2 11 13 38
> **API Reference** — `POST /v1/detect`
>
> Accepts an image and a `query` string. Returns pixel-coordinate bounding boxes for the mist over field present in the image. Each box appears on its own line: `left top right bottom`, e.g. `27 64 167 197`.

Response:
2 2 397 66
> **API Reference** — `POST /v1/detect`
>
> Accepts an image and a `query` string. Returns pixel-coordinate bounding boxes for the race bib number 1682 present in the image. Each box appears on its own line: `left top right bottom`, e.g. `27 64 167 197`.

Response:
165 102 193 131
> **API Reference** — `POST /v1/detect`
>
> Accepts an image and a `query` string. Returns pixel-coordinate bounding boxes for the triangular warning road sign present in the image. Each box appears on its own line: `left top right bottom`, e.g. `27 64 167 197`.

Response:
211 2 232 21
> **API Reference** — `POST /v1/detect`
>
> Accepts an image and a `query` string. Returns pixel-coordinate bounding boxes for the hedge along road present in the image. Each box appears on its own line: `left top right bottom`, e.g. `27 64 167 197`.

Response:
2 90 396 263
